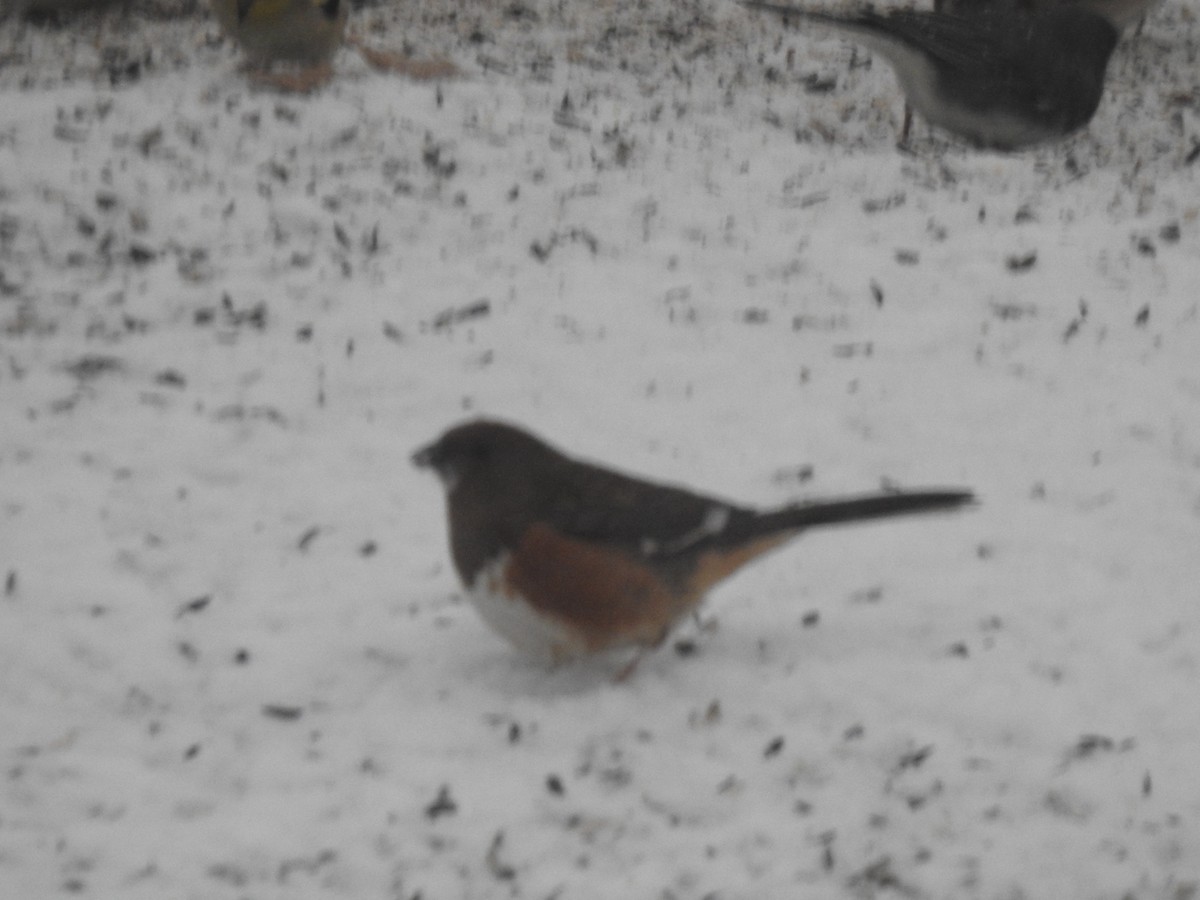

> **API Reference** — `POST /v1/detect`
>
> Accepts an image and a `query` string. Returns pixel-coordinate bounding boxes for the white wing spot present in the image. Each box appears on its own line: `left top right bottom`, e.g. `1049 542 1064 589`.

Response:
701 505 730 535
647 504 732 556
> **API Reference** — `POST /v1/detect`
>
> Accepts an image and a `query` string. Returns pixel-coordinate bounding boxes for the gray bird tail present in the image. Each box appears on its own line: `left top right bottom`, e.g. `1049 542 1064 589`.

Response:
740 0 850 29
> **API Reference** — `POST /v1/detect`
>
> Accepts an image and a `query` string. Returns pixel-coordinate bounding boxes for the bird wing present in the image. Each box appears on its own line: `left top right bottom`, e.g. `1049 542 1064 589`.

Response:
746 1 1037 79
539 459 753 559
840 8 1032 77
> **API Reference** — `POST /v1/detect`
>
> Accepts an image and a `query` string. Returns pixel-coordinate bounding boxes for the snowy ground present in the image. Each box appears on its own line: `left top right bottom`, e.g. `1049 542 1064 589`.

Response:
2 0 1199 896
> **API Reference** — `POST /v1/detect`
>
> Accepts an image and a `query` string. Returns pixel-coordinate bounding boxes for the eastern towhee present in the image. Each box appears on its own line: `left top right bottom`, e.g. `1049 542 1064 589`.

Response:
742 0 1119 150
414 419 975 663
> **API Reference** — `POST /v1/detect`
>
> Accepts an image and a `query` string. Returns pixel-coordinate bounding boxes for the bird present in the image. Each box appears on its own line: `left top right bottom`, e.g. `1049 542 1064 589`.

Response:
208 0 348 91
741 0 1120 150
413 419 975 664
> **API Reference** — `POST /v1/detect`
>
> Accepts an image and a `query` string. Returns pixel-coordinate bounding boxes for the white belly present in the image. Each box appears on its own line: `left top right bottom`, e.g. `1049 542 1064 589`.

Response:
465 556 591 663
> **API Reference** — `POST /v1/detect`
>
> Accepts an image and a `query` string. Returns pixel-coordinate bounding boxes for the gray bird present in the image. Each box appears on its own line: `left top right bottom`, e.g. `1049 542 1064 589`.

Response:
742 0 1120 150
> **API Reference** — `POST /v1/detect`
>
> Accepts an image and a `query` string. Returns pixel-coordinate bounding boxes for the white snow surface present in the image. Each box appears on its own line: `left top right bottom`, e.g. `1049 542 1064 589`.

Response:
1 0 1199 897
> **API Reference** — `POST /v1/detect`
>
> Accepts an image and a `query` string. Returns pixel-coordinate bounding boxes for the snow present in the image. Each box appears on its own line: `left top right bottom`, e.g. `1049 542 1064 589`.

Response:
1 0 1198 896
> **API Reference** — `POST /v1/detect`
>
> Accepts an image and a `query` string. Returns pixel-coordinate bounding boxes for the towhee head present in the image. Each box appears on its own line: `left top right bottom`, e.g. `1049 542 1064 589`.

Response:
412 419 561 491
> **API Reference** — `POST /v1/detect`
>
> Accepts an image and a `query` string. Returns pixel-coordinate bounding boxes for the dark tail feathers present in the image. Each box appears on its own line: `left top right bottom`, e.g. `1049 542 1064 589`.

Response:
741 0 838 26
750 489 976 537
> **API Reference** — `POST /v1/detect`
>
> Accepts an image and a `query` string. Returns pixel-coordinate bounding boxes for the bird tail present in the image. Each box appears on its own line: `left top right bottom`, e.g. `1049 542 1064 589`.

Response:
740 0 852 29
745 489 976 540
677 489 974 596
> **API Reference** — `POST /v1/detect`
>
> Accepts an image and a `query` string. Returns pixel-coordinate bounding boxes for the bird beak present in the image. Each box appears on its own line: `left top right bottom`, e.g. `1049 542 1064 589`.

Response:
412 440 459 490
411 442 437 470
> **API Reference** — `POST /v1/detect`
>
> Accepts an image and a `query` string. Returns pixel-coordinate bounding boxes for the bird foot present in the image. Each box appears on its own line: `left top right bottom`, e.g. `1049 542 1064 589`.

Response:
613 650 645 683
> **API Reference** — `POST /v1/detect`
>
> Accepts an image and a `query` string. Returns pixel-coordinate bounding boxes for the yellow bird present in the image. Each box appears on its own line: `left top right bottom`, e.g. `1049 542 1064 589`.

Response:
209 0 348 89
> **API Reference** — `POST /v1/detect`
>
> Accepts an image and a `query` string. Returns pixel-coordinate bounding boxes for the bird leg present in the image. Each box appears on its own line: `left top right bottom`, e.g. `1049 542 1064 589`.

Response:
899 103 914 147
